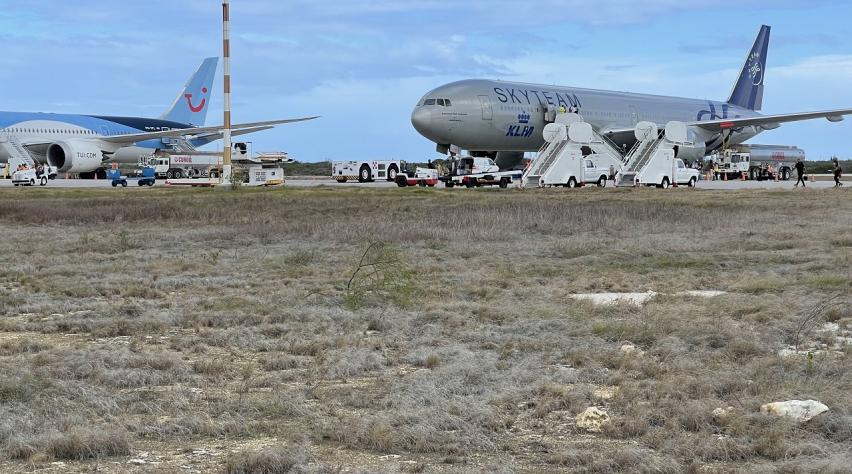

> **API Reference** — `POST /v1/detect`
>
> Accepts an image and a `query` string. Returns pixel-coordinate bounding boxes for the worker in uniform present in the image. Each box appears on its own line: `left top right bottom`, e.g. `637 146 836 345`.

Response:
794 159 806 187
833 158 843 187
558 105 567 114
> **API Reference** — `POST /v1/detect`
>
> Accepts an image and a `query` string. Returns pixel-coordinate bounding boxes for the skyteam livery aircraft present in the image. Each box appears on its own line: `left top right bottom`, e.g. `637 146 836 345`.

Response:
0 58 316 178
411 26 852 169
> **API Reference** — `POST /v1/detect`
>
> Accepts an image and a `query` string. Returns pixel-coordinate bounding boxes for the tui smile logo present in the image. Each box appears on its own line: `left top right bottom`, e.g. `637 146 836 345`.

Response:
184 87 209 113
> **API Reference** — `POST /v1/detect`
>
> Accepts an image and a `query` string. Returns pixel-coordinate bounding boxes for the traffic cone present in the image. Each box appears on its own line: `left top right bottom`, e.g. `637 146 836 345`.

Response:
723 173 728 181
741 172 746 181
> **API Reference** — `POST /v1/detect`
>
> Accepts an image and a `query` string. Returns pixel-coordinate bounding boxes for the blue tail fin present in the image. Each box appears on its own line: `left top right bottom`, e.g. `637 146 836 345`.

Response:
728 25 770 111
161 57 218 126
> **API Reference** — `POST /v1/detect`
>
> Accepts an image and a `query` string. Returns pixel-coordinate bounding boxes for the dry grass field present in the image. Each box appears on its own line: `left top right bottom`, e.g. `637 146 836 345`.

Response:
0 185 850 473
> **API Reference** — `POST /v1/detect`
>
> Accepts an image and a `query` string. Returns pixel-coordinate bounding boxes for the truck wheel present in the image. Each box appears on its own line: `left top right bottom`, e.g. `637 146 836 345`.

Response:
358 166 371 183
396 176 407 187
445 181 454 188
567 177 577 188
387 166 398 181
138 180 145 186
29 178 35 186
121 180 128 187
688 177 696 188
781 169 790 181
111 181 118 187
660 177 670 189
336 178 346 183
174 169 184 179
499 177 509 188
166 171 173 179
597 175 607 187
749 168 757 181
40 177 48 186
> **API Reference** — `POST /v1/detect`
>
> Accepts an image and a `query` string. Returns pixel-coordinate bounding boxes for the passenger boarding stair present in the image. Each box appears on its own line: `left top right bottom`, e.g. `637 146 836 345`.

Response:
615 121 694 187
614 122 662 187
522 113 624 188
0 131 37 172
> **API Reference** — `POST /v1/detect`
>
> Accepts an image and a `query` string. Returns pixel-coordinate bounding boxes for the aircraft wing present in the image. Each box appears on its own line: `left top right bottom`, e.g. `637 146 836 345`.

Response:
690 108 852 132
99 116 319 144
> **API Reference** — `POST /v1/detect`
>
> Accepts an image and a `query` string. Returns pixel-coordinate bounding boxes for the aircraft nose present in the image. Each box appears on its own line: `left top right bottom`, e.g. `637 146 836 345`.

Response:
411 107 432 137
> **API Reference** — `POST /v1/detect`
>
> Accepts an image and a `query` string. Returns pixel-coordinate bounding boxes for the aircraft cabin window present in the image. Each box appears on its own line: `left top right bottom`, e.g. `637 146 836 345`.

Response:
424 99 436 106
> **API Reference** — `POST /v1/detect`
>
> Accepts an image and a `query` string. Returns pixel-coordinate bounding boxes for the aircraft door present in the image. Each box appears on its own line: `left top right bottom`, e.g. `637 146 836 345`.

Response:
478 95 493 121
628 105 639 125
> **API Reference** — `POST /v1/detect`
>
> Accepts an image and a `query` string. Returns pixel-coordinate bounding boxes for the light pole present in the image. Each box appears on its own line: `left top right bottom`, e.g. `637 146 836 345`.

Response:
221 0 233 185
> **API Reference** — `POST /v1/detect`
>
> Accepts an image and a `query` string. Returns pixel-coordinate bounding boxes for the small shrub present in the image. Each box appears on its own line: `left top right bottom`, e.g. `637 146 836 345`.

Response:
44 427 131 460
225 445 309 474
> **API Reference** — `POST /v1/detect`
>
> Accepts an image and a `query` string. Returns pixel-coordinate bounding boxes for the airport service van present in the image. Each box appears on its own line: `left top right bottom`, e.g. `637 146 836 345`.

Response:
715 145 804 181
441 156 520 188
541 153 620 188
332 160 403 183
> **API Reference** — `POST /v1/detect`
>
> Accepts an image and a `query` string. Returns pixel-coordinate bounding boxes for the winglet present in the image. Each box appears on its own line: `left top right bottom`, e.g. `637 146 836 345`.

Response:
728 25 770 111
161 57 219 126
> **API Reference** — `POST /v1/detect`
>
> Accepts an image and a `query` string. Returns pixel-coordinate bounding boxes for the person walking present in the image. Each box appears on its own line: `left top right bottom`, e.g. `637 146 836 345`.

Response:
833 159 843 187
794 159 806 187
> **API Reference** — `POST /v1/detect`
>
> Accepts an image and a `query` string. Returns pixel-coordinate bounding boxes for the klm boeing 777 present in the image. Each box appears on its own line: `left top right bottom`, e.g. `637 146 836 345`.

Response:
0 58 316 178
411 26 852 169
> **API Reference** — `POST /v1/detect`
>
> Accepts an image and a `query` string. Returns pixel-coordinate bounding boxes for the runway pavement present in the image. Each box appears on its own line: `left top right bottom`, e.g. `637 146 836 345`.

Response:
0 177 846 190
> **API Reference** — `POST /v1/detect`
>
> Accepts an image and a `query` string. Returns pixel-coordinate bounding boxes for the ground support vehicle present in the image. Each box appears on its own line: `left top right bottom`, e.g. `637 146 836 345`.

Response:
713 145 804 181
396 167 439 187
332 160 403 183
11 168 48 186
541 152 620 188
146 154 222 179
438 156 519 188
106 167 156 187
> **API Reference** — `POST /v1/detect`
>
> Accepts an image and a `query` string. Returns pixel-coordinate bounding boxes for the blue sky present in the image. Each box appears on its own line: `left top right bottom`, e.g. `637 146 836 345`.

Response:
1 0 851 160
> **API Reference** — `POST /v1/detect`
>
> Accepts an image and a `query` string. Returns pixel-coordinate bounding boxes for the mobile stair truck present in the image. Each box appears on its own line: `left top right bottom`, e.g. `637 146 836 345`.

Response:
615 121 700 189
522 113 623 189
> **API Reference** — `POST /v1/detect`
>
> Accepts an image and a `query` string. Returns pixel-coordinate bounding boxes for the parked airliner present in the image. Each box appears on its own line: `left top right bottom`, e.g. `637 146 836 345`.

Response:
0 58 316 178
411 26 852 169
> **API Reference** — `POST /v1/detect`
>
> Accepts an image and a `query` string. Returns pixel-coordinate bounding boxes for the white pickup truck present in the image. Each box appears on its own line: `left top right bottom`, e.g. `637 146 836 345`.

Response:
637 155 700 188
541 153 619 188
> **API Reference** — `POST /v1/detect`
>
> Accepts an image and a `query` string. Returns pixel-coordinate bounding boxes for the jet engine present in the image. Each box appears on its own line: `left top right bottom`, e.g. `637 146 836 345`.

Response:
46 140 106 173
674 142 707 162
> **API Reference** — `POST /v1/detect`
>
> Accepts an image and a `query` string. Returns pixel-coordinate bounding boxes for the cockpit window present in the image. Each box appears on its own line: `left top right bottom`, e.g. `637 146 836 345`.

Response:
444 99 452 106
437 99 445 106
424 99 436 106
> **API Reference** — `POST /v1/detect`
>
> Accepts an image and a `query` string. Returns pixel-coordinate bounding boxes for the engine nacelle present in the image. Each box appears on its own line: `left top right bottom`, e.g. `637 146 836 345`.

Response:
46 140 105 173
674 143 707 162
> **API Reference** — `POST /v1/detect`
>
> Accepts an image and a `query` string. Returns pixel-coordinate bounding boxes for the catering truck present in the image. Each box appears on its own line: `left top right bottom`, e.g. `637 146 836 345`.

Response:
715 145 805 181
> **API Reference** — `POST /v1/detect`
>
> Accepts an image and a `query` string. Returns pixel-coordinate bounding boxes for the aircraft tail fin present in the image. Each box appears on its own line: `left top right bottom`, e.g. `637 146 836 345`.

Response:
727 25 770 111
161 57 218 126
